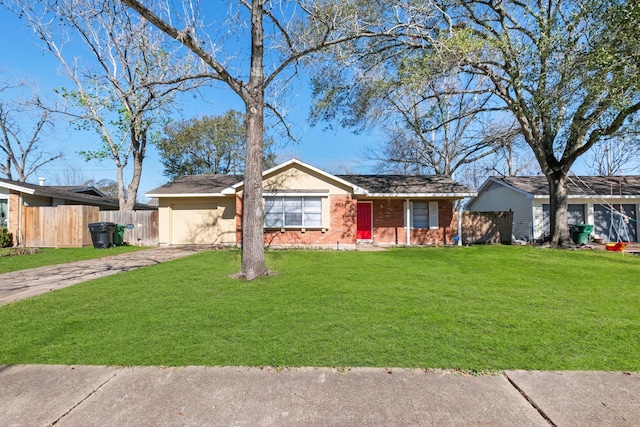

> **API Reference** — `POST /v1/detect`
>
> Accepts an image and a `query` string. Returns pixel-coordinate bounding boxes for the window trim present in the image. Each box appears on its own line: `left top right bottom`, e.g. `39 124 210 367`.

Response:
264 195 325 229
407 200 439 230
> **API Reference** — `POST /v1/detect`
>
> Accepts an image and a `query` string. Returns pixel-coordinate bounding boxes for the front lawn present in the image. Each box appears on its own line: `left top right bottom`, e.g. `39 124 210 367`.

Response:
0 246 638 371
0 245 146 273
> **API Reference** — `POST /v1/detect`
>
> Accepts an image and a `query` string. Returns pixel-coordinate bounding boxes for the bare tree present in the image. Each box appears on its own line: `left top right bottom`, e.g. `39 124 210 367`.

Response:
8 0 206 209
0 83 61 182
119 0 444 279
367 88 517 176
49 162 90 186
587 135 640 176
315 53 513 178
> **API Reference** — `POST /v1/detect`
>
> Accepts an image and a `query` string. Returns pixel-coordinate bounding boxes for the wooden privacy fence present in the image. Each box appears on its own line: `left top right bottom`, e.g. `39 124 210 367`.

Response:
22 205 99 248
99 210 158 247
453 211 513 244
21 206 158 248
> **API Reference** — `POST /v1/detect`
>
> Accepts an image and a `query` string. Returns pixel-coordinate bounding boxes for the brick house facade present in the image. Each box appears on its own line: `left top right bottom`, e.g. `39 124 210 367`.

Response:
149 159 474 248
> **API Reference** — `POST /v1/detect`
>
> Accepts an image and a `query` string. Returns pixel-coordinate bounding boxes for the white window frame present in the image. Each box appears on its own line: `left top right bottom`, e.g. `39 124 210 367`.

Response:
264 195 324 229
406 201 439 230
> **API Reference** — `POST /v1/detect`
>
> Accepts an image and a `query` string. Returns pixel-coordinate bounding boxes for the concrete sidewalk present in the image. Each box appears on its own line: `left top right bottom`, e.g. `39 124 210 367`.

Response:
1 365 638 426
0 246 206 305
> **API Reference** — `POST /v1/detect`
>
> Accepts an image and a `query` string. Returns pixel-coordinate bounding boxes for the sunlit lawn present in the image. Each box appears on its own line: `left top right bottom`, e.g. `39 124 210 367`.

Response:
0 245 638 371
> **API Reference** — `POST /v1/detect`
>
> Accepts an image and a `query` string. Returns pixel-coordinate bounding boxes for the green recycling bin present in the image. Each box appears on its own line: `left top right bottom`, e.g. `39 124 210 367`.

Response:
113 224 126 246
571 224 594 245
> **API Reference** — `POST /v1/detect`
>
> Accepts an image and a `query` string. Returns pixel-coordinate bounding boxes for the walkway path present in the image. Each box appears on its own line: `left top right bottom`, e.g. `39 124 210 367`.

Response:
0 246 206 305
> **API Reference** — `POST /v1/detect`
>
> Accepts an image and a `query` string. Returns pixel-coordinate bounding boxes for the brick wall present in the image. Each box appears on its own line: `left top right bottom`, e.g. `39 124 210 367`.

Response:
263 195 357 247
7 191 20 246
369 199 404 245
371 199 455 246
235 195 456 247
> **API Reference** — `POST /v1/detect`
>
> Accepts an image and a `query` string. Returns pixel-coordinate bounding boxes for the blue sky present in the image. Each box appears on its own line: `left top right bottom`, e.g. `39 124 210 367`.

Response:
0 7 380 199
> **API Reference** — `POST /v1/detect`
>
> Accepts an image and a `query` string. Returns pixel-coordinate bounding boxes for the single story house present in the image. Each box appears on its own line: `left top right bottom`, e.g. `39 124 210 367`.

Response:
146 159 475 248
0 178 153 246
466 175 640 242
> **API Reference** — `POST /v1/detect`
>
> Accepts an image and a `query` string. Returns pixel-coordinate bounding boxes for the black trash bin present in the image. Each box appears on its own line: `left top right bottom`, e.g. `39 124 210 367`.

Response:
88 222 116 248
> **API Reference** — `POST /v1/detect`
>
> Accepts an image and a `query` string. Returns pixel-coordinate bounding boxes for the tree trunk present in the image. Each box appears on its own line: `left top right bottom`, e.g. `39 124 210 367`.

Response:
546 172 573 246
123 126 146 211
237 0 268 280
124 158 143 211
240 94 267 280
115 165 127 210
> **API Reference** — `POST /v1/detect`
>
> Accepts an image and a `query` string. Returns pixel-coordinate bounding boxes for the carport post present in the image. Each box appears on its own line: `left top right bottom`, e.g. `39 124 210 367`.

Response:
457 201 462 246
405 199 411 246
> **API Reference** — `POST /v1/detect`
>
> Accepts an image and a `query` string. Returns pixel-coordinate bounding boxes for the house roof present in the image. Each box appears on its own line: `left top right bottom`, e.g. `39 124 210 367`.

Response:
146 159 475 199
146 174 244 197
337 174 475 197
228 158 369 195
50 185 109 198
490 175 640 197
0 178 155 210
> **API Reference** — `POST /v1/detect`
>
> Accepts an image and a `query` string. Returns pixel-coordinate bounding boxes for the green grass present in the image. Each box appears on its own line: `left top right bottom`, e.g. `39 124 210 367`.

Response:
0 246 146 273
0 246 638 371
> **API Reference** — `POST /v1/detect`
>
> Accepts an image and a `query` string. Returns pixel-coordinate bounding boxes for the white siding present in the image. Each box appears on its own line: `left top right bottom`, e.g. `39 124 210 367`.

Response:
468 181 534 239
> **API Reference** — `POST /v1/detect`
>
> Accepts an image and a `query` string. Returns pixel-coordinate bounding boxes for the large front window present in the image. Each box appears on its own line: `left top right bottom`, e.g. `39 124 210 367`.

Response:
264 196 322 228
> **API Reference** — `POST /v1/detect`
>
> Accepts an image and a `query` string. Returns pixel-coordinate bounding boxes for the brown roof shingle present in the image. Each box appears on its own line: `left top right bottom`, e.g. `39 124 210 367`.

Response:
337 174 474 195
496 175 640 196
146 175 244 195
147 173 474 197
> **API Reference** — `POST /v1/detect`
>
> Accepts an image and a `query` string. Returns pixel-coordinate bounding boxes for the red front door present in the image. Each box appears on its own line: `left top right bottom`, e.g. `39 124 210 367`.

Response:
357 202 372 240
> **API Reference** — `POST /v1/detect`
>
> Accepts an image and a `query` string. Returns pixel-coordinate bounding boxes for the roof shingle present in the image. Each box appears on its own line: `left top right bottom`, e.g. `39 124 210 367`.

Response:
147 173 474 197
495 175 640 196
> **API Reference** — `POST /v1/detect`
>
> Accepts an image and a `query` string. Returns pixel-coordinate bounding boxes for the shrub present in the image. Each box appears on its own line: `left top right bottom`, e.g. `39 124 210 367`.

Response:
0 228 13 248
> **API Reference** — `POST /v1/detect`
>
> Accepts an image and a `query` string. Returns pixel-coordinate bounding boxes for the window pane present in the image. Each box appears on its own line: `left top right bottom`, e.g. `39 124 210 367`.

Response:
304 212 322 226
304 198 322 209
264 197 283 227
284 197 302 212
429 201 439 229
303 197 322 227
413 202 428 228
265 212 283 228
283 197 301 226
0 199 7 228
265 197 282 210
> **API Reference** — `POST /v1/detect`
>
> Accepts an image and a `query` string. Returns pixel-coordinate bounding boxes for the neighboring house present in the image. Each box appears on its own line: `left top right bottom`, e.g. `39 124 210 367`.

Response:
0 178 153 246
466 176 640 242
146 159 475 248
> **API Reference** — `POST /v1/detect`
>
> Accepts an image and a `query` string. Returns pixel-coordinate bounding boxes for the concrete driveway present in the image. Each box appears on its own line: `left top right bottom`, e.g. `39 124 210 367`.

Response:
0 246 207 306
